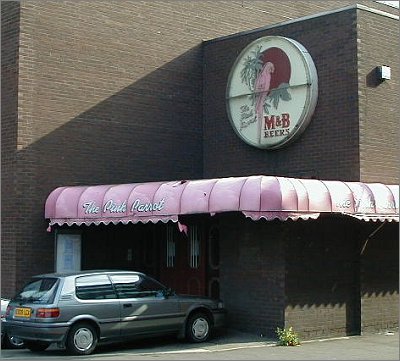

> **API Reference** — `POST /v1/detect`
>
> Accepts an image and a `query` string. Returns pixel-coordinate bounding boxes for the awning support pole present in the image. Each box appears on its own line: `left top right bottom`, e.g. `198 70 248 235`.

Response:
360 222 386 255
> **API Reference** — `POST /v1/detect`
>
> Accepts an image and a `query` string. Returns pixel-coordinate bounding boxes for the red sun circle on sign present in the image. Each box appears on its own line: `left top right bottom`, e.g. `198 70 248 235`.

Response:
260 47 291 90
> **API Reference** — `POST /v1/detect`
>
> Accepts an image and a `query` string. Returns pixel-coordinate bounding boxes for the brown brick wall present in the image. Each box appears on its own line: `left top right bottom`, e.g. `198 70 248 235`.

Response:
357 10 399 184
219 214 397 338
284 217 398 339
1 1 20 296
1 0 398 299
284 217 362 339
203 9 361 181
360 222 399 332
219 214 286 337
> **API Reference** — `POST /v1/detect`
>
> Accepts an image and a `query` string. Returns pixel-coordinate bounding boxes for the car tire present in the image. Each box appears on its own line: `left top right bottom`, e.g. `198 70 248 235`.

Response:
66 322 98 355
25 340 50 352
4 334 24 349
185 312 212 343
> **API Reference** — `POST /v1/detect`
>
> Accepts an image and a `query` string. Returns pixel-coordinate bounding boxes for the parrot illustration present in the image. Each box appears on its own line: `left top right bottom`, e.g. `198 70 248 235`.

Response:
254 61 275 122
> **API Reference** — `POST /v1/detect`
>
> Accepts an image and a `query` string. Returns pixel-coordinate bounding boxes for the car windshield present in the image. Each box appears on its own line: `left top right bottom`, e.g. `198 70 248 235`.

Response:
13 277 59 304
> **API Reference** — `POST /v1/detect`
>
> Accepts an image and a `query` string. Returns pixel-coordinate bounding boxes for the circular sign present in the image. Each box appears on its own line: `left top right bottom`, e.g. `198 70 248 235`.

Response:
226 36 318 149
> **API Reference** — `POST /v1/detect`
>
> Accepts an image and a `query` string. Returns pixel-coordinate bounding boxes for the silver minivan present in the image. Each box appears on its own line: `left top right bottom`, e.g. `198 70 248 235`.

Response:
3 270 226 355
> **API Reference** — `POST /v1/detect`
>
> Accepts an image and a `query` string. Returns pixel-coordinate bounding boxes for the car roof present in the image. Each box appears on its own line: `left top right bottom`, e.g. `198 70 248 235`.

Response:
31 269 145 278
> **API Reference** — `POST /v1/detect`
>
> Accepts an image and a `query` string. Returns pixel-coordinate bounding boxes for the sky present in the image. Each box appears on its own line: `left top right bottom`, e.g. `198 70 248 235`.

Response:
375 1 399 7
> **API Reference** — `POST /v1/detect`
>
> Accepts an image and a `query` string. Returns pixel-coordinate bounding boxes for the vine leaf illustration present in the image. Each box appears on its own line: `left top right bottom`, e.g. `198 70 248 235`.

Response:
240 45 263 90
264 83 291 114
238 47 292 127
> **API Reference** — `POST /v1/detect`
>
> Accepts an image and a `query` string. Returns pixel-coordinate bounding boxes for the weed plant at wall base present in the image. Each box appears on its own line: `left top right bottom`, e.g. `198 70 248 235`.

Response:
276 326 300 346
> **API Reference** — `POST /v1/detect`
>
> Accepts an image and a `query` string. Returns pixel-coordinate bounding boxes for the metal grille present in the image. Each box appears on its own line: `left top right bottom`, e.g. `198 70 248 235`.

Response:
189 225 200 269
166 225 175 268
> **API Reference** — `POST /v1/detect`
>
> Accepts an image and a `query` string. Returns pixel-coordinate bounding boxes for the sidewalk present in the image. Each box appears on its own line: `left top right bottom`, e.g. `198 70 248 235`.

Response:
1 329 398 360
200 329 400 360
98 329 399 360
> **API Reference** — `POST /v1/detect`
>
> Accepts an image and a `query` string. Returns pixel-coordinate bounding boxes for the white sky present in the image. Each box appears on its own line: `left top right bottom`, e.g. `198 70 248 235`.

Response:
375 1 399 7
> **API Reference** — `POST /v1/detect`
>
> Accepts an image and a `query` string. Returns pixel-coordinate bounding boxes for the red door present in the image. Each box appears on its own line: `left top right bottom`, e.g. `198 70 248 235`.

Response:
159 223 206 295
206 225 220 299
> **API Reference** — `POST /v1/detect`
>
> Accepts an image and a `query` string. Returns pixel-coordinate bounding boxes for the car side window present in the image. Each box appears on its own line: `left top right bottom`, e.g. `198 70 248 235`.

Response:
140 275 166 295
75 275 117 300
110 274 165 299
109 274 141 298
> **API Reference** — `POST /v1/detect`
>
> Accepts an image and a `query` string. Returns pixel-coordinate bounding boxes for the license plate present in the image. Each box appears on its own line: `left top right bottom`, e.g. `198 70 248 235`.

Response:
14 307 31 318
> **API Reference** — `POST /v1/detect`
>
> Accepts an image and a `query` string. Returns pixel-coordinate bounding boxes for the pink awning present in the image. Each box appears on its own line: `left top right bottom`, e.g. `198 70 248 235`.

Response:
45 175 399 227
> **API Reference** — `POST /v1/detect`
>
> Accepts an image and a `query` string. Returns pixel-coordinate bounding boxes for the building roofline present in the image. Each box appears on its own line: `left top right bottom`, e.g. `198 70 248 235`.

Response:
203 3 399 44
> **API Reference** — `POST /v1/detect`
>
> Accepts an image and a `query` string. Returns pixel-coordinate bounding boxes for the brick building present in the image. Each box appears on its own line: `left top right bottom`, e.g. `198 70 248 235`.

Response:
1 1 399 339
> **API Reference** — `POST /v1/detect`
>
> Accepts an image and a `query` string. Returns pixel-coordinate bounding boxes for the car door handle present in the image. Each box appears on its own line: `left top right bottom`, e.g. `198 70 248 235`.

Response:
123 303 132 308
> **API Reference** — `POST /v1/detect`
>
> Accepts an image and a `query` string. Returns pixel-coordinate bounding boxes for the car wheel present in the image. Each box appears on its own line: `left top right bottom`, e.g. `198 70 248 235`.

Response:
186 312 211 343
66 322 98 355
5 334 24 349
25 340 50 352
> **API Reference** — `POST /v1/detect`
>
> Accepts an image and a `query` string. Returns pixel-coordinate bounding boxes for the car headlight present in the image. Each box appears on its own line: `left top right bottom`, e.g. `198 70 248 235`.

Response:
217 301 224 309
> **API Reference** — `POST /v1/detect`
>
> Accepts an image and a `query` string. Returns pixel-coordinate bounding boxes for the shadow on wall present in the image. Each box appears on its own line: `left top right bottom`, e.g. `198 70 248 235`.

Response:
284 217 398 307
10 45 205 290
366 66 384 88
22 44 205 205
283 217 398 337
